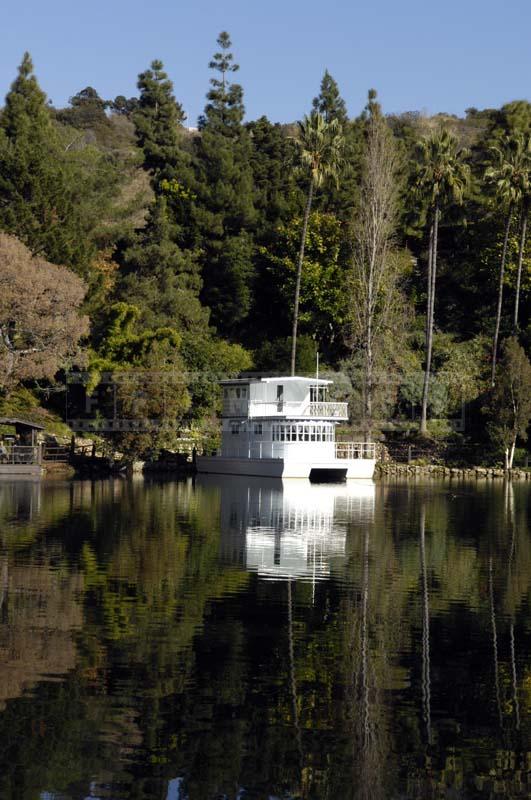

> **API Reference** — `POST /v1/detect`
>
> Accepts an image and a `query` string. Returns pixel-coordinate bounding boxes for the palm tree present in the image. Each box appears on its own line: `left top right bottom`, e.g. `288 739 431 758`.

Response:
413 130 470 435
513 135 531 333
290 112 344 375
485 134 528 384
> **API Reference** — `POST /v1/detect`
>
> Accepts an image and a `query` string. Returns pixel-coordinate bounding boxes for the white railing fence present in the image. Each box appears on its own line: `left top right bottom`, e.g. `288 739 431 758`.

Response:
307 402 348 418
223 400 349 419
0 445 42 465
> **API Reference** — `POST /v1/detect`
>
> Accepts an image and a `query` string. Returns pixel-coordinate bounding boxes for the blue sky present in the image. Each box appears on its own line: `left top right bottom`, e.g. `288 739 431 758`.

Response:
1 0 530 123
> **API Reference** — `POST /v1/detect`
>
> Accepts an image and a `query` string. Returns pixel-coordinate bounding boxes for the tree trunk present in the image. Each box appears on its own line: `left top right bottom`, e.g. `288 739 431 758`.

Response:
290 179 314 376
420 205 438 435
491 204 513 386
364 332 374 442
508 435 516 470
489 556 503 729
513 198 528 333
419 504 432 744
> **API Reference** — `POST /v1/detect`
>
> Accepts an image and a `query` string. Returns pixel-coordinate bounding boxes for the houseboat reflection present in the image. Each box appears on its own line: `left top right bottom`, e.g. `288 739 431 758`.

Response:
199 475 375 581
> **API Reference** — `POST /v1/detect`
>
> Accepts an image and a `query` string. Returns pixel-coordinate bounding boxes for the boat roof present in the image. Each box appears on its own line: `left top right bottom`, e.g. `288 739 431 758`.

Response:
220 376 332 386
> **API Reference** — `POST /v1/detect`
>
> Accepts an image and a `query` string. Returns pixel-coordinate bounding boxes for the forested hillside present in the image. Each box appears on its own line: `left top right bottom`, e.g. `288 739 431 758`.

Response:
0 33 529 464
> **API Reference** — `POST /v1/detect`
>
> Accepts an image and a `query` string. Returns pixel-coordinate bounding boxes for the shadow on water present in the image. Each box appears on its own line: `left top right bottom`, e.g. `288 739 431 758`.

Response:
0 476 529 798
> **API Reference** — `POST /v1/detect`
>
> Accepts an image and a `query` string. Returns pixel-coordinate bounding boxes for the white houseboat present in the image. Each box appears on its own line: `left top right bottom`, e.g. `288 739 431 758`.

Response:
196 376 376 480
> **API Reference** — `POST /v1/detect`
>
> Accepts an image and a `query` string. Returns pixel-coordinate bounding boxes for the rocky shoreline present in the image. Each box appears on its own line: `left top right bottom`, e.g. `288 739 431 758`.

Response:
376 463 530 480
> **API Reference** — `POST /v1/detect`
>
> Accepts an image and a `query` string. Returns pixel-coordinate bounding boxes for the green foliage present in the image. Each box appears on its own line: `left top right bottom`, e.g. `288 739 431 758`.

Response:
260 211 347 354
0 53 96 274
296 111 345 190
412 128 471 215
117 195 206 332
88 302 191 457
191 31 257 335
57 86 109 129
254 335 317 374
484 133 530 208
485 337 531 464
133 59 187 187
201 30 244 131
0 48 529 454
312 70 348 125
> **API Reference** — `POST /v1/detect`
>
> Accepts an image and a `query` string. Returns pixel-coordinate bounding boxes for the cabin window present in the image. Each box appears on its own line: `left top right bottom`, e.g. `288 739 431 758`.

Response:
310 384 328 402
223 388 228 398
230 422 239 435
254 423 263 435
241 387 247 397
236 388 241 398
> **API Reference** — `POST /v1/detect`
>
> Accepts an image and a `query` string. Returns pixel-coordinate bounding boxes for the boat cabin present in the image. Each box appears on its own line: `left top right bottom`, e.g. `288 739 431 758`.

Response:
220 377 348 460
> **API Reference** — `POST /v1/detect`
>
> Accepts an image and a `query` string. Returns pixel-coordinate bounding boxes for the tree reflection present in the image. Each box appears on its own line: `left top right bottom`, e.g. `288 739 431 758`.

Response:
0 478 528 798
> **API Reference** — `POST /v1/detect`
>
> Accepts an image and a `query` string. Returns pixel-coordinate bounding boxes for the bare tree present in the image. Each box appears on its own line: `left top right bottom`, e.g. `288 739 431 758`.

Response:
486 337 531 469
0 233 88 391
349 95 401 440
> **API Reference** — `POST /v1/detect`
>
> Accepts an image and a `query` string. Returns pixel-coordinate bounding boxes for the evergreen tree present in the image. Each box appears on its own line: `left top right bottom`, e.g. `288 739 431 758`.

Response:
117 195 207 334
133 59 188 187
57 86 108 128
247 116 303 236
192 32 256 336
0 53 94 273
312 70 348 125
200 30 243 131
312 74 361 220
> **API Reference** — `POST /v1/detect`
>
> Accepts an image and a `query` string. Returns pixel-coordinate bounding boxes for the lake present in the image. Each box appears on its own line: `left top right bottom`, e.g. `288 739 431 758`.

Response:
0 476 529 799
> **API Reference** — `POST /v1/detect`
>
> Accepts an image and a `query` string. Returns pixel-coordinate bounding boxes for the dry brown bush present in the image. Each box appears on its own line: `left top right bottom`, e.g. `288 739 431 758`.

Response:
0 233 89 390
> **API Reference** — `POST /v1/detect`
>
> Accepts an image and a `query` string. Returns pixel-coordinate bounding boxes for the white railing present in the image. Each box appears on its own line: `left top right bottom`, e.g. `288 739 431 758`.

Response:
223 400 348 419
0 445 42 465
307 402 348 418
335 442 376 460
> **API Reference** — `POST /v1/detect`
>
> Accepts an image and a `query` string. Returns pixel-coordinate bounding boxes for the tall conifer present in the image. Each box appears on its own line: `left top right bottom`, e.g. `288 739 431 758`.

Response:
133 59 188 188
312 70 348 125
193 32 256 336
0 53 93 272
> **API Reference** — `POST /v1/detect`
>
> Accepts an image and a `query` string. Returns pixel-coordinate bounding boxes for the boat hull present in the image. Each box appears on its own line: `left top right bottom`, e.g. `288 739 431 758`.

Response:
196 456 375 480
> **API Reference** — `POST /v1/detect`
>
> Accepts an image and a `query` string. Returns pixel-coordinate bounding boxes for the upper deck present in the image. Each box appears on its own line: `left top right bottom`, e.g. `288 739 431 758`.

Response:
221 376 348 421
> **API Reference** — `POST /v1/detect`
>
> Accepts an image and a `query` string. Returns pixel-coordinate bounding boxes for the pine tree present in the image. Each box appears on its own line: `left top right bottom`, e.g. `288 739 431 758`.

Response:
0 53 94 273
200 30 244 131
247 116 303 236
192 32 256 336
133 59 188 187
117 196 207 334
312 70 348 125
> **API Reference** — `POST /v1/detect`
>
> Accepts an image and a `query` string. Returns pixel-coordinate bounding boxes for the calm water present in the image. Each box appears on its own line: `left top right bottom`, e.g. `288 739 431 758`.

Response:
0 476 529 800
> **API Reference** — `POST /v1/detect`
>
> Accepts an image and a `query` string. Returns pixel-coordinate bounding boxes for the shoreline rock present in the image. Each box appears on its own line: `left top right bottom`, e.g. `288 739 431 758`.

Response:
375 463 530 480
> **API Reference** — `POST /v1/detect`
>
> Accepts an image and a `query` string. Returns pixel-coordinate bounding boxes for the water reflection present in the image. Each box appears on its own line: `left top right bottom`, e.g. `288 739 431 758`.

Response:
207 475 374 581
0 477 528 799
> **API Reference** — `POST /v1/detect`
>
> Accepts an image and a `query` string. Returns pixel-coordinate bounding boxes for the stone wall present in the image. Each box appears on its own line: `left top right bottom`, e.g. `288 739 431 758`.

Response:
376 463 530 480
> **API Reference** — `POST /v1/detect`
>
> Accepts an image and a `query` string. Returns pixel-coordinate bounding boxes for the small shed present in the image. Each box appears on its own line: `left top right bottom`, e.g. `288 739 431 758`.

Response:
0 418 45 446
